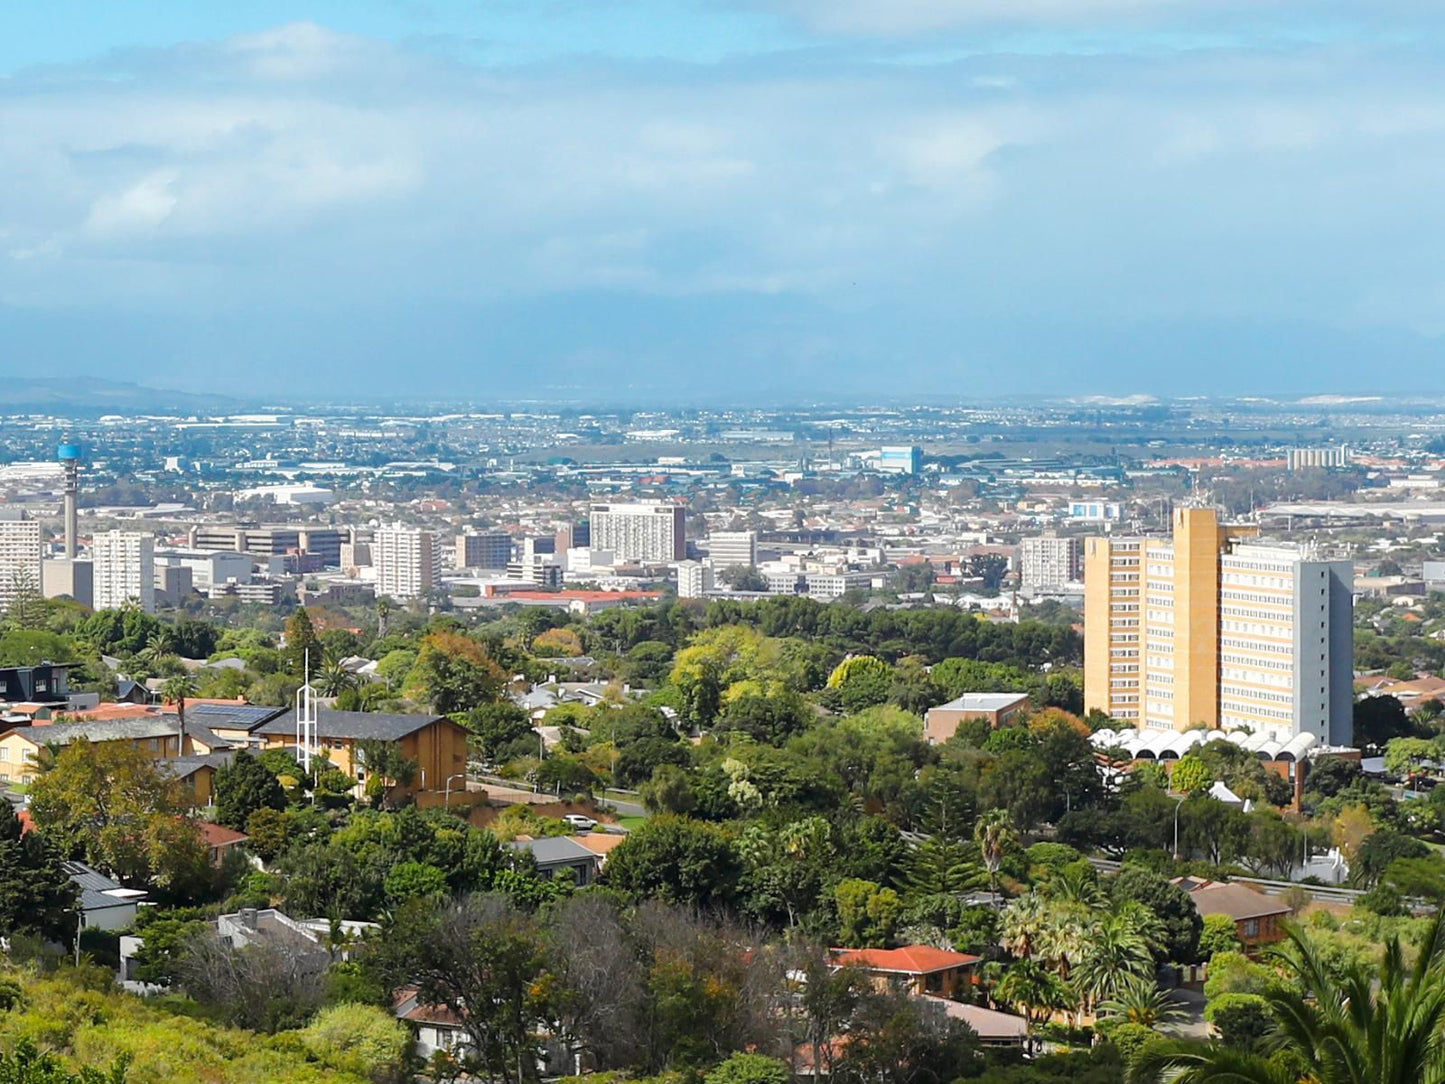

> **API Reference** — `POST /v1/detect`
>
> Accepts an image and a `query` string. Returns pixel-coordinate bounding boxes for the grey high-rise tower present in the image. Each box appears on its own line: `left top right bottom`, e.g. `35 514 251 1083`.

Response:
58 443 81 558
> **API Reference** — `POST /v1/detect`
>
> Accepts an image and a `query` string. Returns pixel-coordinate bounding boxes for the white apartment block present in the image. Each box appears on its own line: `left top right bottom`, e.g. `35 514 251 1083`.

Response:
590 503 686 563
0 511 42 613
375 527 437 599
1218 543 1353 744
707 530 757 569
675 560 714 599
92 530 156 613
1020 535 1081 591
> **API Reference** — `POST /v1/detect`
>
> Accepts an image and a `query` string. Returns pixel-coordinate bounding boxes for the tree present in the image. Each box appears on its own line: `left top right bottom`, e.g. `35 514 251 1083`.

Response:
705 1053 791 1084
1354 694 1411 748
282 607 322 679
1384 736 1439 786
28 739 210 900
975 809 1019 900
1198 914 1243 960
603 816 740 908
214 750 287 831
370 894 549 1084
1110 866 1201 964
0 800 76 944
1097 974 1187 1029
826 656 893 714
407 630 506 714
356 738 419 806
996 958 1070 1031
1171 755 1212 795
1202 992 1272 1050
834 878 902 948
1136 909 1445 1084
719 565 767 592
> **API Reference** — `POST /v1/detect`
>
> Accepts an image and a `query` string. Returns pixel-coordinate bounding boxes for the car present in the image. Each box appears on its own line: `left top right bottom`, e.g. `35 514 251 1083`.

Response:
562 814 598 831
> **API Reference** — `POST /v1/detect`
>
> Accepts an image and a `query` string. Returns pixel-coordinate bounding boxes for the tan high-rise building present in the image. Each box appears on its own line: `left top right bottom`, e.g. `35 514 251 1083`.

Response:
375 527 437 600
1085 507 1353 744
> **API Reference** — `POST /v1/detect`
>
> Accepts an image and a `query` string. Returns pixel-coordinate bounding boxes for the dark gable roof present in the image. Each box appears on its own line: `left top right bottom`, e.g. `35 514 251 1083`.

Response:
257 708 452 742
10 718 179 745
188 703 288 732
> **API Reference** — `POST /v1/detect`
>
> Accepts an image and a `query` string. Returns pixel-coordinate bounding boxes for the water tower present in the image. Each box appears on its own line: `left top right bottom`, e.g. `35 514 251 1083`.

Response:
57 444 81 558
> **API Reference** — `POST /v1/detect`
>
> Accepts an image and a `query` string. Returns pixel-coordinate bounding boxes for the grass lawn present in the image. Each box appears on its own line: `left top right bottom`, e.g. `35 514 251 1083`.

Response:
617 815 647 832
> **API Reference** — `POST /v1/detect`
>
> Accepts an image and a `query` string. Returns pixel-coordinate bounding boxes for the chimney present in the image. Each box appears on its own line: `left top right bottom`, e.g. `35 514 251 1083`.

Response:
239 908 258 931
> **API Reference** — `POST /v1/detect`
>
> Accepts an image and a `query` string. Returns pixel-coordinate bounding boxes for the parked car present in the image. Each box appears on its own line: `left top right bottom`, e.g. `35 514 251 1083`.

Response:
562 814 598 831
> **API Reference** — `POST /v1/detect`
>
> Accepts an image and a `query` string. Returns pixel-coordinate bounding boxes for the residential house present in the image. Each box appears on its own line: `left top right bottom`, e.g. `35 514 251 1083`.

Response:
196 821 249 866
923 693 1030 744
254 709 469 801
830 945 981 998
920 996 1028 1048
1176 877 1292 954
508 836 607 886
65 861 147 931
0 718 184 784
393 987 469 1061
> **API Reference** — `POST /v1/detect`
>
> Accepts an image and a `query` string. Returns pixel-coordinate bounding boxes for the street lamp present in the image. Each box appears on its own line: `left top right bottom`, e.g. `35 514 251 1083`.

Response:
1170 791 1187 860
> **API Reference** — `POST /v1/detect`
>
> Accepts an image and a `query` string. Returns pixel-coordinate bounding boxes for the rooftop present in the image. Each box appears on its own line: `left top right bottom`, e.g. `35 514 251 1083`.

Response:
1175 878 1293 922
929 693 1031 713
830 945 980 975
257 707 451 742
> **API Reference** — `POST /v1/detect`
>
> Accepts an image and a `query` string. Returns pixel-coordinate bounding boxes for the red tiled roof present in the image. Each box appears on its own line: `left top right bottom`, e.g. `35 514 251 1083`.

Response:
195 821 249 848
830 945 980 974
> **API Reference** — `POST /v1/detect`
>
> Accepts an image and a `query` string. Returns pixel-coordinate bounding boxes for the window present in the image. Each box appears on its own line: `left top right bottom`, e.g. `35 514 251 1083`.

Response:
0 748 8 761
1243 919 1259 938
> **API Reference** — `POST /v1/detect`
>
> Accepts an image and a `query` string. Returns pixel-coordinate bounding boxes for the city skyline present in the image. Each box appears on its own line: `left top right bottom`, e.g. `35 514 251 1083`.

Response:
7 2 1445 398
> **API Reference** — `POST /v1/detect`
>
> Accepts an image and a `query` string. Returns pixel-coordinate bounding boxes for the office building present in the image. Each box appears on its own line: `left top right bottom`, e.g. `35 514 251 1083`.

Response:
374 527 437 599
1084 507 1352 743
878 446 923 475
1020 534 1082 591
457 532 511 570
676 560 714 599
42 557 93 609
554 521 590 552
0 510 42 614
1069 501 1123 524
154 564 193 606
188 525 344 566
590 503 686 563
707 530 757 570
92 530 156 613
156 549 253 590
804 571 874 601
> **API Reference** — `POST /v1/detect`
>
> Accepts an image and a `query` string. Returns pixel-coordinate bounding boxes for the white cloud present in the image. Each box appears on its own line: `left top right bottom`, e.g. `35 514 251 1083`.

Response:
85 172 179 236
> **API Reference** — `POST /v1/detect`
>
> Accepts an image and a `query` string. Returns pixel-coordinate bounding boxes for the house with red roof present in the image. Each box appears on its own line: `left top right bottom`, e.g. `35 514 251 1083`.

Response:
830 944 981 999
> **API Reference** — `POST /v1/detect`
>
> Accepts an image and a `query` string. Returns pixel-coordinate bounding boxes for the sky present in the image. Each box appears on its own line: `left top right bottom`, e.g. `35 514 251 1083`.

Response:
5 1 1445 402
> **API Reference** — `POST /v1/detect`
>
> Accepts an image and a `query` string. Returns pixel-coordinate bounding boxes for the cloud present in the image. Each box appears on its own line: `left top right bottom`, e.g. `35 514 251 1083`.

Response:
4 15 1445 395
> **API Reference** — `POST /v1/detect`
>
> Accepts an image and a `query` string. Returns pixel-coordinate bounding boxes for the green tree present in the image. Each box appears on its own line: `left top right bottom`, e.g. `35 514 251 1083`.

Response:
407 630 506 714
603 816 740 908
834 878 902 948
0 800 76 944
1136 910 1445 1084
1110 866 1201 964
282 607 322 679
1171 754 1213 795
705 1053 791 1084
0 1039 128 1084
996 958 1070 1031
1202 992 1272 1050
384 861 449 905
298 1002 412 1082
214 750 287 831
975 809 1019 900
1198 913 1243 960
826 655 893 714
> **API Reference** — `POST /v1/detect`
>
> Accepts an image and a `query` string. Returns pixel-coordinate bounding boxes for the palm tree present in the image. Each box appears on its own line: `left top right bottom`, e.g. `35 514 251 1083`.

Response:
1075 916 1155 1013
1000 893 1049 959
1133 910 1445 1084
318 660 356 698
1098 975 1187 1030
974 809 1017 902
996 958 1071 1034
161 673 198 751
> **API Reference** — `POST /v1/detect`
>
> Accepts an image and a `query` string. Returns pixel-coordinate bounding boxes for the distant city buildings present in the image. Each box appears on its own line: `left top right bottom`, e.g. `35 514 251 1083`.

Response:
877 446 923 475
188 525 344 566
675 560 714 599
42 557 92 608
1019 534 1081 592
92 530 156 613
1084 507 1352 744
374 527 437 599
0 510 43 613
456 531 511 570
707 530 757 570
590 503 686 563
1069 501 1122 524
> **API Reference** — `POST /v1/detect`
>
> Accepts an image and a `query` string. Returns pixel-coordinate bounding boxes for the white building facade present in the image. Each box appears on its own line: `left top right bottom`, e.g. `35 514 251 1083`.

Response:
375 527 437 599
92 531 156 612
590 503 686 563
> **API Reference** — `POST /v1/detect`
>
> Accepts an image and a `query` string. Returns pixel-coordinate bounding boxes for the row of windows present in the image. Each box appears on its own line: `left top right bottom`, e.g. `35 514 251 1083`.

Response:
1222 607 1294 622
1220 704 1293 722
1221 637 1292 654
1221 653 1293 671
1219 686 1295 705
1221 590 1293 606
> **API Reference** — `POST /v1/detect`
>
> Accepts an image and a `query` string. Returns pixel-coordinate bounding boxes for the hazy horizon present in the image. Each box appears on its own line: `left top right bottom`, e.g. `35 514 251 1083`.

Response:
7 2 1445 398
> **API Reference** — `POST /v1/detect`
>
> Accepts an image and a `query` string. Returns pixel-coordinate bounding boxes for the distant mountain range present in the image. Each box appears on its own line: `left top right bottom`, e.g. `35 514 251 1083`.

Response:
2 378 241 415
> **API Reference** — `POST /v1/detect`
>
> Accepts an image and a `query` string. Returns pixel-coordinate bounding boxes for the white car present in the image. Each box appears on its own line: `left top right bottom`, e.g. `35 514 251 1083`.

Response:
563 814 599 831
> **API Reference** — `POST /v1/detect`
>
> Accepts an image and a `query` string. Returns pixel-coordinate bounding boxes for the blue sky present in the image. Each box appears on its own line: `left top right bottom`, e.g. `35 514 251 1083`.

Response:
4 1 1445 401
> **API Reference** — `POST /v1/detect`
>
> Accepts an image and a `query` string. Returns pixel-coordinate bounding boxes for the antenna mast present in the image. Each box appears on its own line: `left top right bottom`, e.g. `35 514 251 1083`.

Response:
296 648 318 772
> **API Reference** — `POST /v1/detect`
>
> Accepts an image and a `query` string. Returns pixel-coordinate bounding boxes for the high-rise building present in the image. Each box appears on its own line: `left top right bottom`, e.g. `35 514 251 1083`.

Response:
675 560 714 599
374 527 437 599
1084 507 1352 743
707 530 757 570
878 446 923 475
42 557 93 609
590 503 686 563
187 525 344 566
1020 534 1082 591
92 530 156 613
0 510 43 614
457 532 511 570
